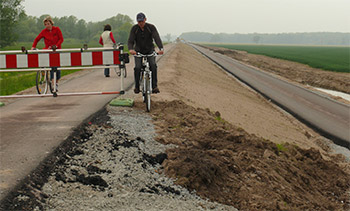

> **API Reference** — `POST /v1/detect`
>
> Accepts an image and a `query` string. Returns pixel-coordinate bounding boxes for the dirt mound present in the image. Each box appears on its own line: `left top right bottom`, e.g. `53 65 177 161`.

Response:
149 100 350 210
209 47 350 94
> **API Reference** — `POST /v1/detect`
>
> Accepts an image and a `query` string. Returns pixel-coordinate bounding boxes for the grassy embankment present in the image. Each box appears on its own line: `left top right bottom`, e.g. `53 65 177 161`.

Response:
0 40 127 95
205 43 350 73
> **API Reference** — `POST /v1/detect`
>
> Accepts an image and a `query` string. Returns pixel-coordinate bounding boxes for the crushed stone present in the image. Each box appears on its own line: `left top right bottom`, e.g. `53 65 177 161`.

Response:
32 106 237 211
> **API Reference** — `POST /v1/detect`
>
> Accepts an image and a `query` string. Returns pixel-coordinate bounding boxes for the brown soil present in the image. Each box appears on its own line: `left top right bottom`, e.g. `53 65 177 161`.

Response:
131 43 350 210
206 46 350 95
147 100 350 210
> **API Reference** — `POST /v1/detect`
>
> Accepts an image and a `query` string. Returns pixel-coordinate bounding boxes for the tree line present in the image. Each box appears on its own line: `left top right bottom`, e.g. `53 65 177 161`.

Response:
180 32 350 46
0 0 133 48
16 14 133 45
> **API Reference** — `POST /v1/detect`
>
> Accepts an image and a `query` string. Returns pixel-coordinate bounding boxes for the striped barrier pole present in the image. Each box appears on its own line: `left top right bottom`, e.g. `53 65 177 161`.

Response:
0 45 129 99
0 91 124 99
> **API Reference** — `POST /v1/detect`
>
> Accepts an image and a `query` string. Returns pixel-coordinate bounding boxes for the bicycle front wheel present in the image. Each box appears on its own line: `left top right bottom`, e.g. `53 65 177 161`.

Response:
145 76 151 112
122 67 127 78
36 70 49 94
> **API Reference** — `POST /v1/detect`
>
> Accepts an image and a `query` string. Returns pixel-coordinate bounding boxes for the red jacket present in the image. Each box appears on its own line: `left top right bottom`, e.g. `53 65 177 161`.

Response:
32 26 64 49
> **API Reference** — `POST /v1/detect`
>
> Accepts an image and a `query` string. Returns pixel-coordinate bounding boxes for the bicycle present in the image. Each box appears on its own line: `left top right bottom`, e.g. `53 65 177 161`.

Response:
30 47 55 95
36 69 52 94
134 51 157 112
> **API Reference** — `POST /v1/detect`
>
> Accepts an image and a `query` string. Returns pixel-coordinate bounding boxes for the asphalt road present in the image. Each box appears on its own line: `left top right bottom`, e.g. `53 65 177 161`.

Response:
0 44 173 201
0 66 134 200
191 44 350 149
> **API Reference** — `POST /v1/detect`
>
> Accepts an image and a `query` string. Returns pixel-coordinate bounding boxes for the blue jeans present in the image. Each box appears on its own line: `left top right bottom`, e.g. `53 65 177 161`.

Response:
50 67 61 81
104 68 110 76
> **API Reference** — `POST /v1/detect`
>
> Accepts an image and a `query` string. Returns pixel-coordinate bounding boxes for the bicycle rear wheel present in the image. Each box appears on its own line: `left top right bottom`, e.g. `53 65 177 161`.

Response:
36 70 49 94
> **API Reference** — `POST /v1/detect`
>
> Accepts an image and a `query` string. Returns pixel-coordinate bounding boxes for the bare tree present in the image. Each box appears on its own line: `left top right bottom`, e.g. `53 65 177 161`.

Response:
253 35 261 44
165 33 172 42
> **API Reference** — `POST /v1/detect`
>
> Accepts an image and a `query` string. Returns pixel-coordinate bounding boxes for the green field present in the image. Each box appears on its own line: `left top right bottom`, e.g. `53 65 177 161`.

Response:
205 44 350 73
0 70 81 95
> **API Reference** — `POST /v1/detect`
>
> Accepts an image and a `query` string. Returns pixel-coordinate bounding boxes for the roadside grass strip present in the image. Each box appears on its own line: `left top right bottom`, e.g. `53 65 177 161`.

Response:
0 72 36 95
0 69 81 95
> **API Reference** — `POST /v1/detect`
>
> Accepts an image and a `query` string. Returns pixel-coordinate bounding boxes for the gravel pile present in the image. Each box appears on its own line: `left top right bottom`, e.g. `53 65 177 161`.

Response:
31 105 237 210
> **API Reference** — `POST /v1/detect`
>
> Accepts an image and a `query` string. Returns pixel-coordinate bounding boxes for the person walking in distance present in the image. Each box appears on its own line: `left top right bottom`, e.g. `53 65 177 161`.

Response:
31 16 64 91
99 24 116 77
128 12 164 94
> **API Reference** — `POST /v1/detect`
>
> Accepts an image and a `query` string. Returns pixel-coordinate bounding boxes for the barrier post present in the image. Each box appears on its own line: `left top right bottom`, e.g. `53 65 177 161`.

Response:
119 45 125 93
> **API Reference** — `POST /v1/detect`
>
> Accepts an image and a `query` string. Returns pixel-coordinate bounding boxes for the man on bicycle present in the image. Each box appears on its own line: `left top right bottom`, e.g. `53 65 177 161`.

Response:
128 12 164 94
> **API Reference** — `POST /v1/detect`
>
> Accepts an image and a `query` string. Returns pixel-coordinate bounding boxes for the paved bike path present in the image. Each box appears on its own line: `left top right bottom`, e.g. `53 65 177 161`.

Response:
0 44 172 200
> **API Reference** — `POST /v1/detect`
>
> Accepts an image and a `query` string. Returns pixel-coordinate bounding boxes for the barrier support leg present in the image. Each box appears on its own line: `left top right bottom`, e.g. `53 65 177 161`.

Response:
121 67 124 92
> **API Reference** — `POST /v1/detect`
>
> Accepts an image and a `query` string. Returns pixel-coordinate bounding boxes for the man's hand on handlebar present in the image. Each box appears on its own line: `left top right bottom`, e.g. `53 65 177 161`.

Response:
129 49 163 55
157 49 164 55
129 50 137 55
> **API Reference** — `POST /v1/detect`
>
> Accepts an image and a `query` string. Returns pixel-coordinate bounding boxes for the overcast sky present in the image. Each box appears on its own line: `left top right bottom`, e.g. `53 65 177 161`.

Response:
23 0 350 36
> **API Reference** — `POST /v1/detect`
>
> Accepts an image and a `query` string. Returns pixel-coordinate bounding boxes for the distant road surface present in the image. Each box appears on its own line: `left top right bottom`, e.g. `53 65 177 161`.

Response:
191 44 350 149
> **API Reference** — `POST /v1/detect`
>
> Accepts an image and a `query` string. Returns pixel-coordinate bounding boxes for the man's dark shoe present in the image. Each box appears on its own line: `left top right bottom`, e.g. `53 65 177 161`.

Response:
152 87 160 93
134 88 140 94
105 75 110 77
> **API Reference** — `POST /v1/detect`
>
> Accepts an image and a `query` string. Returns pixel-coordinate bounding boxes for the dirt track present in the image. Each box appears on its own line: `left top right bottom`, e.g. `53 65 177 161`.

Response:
1 42 349 210
149 43 350 210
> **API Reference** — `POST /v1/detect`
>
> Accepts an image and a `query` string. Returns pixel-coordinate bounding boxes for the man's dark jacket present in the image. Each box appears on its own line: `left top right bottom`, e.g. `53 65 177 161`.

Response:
128 23 163 54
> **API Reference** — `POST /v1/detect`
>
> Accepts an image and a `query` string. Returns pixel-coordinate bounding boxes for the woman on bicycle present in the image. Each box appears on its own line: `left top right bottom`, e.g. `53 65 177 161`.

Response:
31 16 64 91
99 24 116 77
128 12 164 94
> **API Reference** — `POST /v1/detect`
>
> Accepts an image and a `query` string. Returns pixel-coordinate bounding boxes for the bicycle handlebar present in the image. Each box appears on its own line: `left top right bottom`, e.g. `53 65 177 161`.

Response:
134 51 158 57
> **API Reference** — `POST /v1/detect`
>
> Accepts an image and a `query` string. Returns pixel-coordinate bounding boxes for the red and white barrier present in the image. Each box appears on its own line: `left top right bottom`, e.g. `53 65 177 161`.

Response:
0 47 128 99
0 91 123 99
0 50 120 69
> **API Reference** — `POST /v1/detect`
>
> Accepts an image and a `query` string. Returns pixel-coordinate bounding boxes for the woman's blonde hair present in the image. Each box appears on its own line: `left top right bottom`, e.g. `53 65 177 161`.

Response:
43 16 54 25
